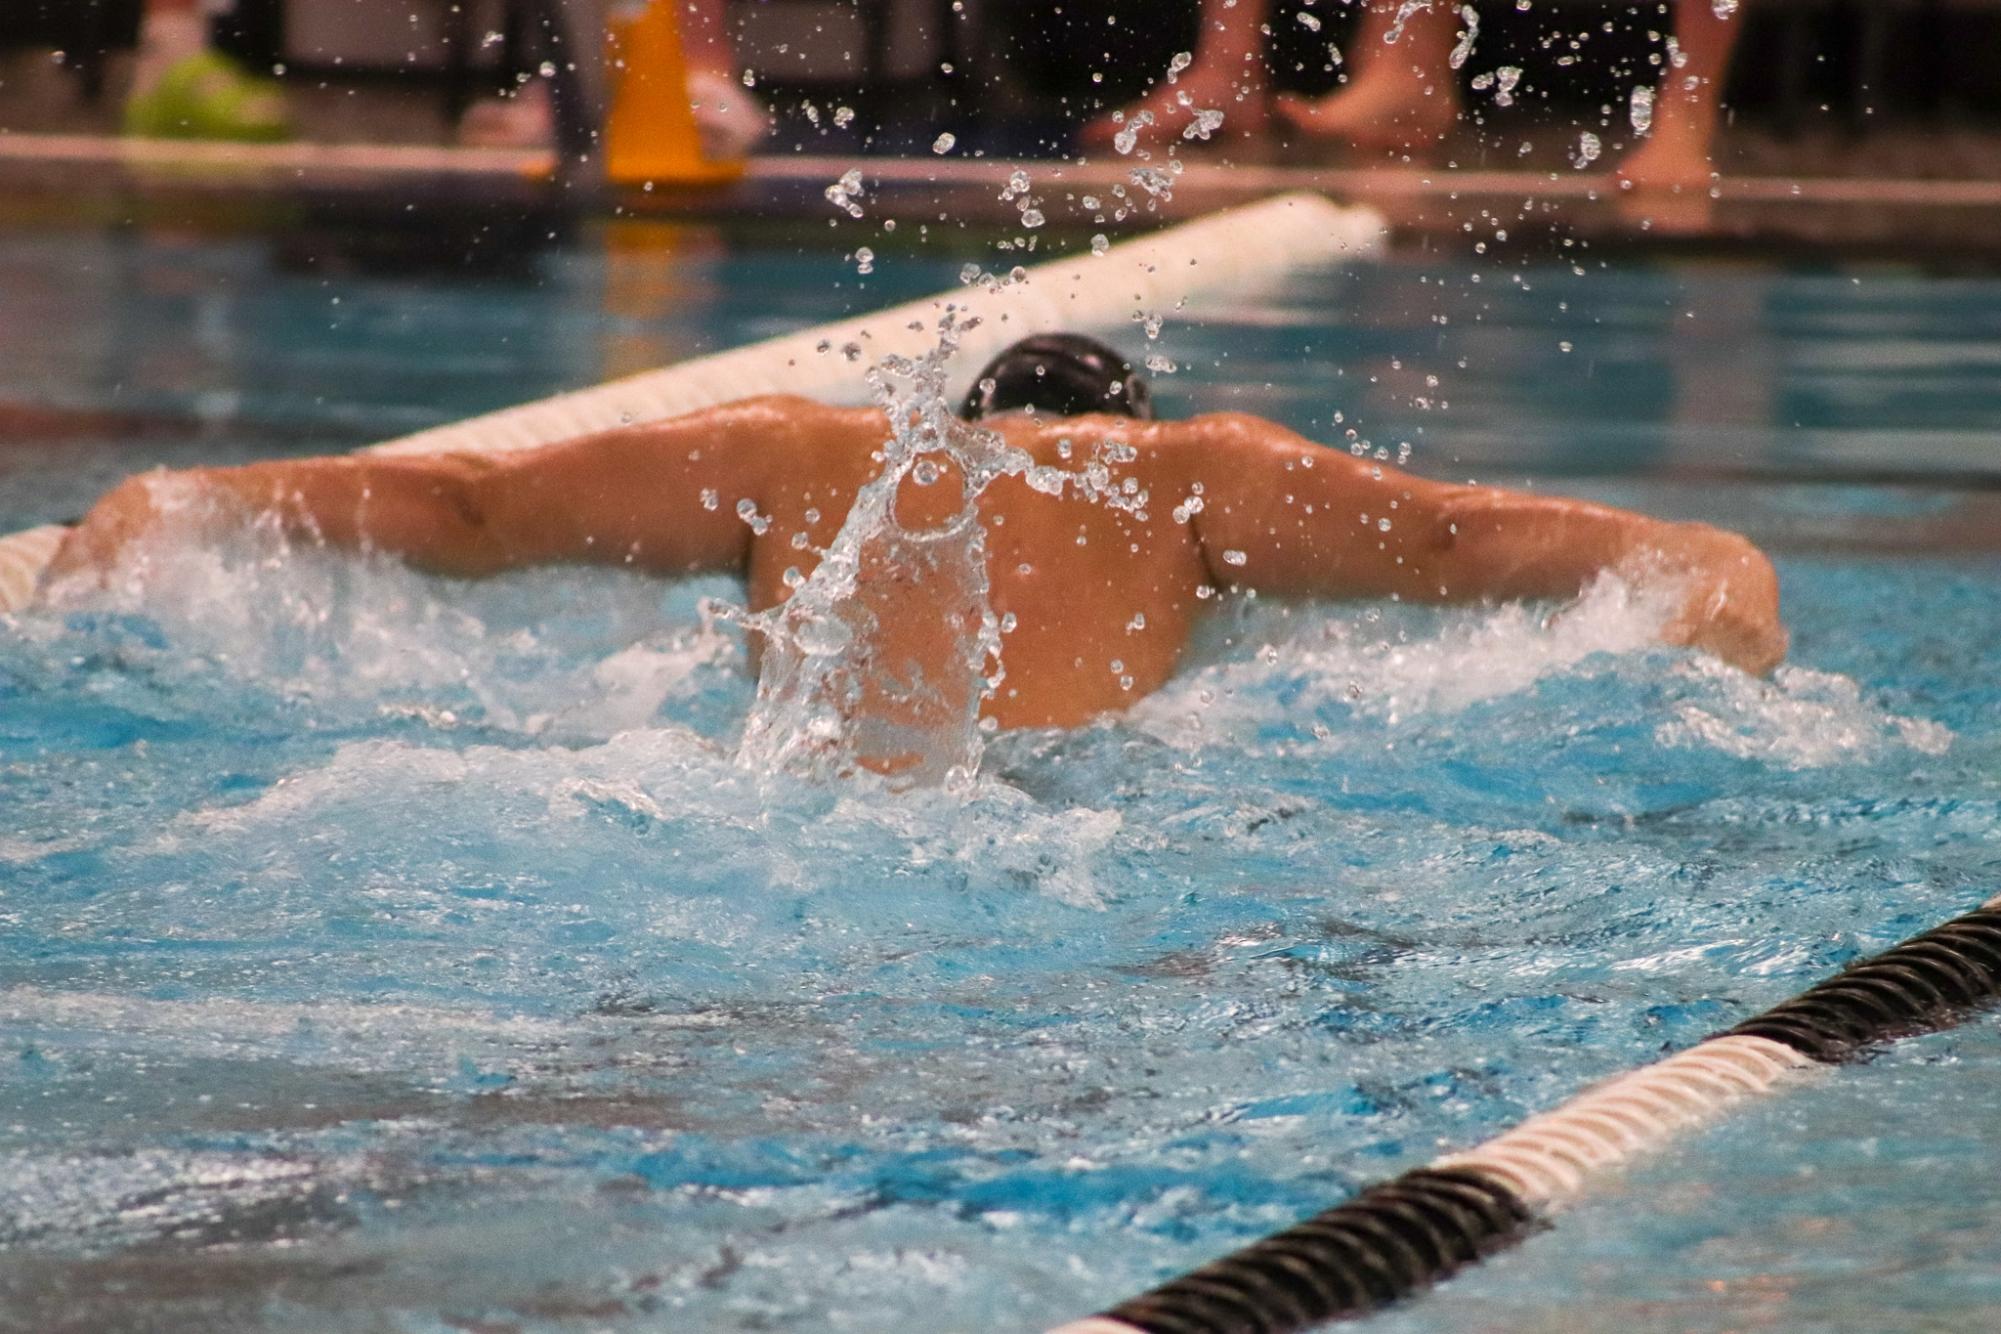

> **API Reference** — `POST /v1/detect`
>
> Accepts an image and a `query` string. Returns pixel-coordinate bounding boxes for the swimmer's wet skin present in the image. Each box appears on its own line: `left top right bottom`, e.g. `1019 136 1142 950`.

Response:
45 336 1785 760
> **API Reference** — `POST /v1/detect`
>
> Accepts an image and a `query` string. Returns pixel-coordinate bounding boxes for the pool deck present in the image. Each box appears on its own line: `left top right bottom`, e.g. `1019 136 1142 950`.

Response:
5 125 2001 262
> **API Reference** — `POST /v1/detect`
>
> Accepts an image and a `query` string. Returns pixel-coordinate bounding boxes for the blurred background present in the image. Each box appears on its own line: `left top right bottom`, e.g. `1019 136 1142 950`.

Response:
1 2 1996 515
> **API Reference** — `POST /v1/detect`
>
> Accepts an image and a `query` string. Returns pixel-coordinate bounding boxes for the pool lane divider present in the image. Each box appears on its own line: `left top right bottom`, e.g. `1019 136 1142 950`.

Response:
0 192 1384 612
1052 896 2001 1334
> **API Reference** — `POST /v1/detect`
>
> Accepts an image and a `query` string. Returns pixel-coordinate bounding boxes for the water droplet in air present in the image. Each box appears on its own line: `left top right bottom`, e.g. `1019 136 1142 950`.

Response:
1629 85 1655 135
825 168 866 218
1449 5 1479 69
1183 108 1226 141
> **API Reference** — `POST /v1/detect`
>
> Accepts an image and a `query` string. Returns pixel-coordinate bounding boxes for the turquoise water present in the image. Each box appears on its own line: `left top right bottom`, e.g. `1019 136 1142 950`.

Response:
2 223 1999 1331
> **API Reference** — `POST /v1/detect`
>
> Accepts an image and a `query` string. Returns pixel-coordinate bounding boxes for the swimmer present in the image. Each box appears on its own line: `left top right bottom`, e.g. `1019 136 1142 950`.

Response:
47 334 1785 732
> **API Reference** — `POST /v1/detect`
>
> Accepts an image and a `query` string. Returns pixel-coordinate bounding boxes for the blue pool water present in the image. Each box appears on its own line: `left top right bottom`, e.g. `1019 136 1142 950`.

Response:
2 221 2000 1331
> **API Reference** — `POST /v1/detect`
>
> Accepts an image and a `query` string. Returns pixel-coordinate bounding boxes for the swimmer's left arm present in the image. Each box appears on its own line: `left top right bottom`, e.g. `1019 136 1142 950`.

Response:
1172 414 1786 673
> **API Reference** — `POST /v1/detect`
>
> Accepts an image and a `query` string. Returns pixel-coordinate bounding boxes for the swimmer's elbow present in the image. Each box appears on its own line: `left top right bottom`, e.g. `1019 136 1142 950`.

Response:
358 458 515 577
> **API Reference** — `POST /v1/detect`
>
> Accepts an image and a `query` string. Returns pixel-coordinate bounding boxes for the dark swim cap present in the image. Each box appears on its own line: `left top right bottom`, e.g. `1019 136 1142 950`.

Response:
958 333 1153 421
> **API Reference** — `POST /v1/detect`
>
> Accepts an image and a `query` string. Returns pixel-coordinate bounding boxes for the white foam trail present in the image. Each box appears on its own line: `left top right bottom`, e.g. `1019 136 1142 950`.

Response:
1657 660 1952 767
1133 574 1951 770
1134 573 1675 744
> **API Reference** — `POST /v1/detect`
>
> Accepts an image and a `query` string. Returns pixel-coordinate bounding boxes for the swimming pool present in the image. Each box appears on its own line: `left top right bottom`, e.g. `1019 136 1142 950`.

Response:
2 219 1998 1331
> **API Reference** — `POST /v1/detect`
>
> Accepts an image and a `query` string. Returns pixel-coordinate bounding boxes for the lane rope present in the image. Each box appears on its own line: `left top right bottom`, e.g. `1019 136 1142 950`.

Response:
0 192 1384 612
1053 896 2001 1334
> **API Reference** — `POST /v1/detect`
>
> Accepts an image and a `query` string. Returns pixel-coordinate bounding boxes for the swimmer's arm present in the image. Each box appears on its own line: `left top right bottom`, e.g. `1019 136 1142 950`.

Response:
48 397 871 583
1176 414 1786 673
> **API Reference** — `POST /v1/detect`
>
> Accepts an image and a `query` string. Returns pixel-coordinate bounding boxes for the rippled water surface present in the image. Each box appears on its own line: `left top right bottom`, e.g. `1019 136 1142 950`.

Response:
2 225 1999 1331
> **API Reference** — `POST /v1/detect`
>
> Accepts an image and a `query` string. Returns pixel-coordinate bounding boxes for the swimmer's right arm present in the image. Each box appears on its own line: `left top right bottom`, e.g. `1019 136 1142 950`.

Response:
47 397 876 586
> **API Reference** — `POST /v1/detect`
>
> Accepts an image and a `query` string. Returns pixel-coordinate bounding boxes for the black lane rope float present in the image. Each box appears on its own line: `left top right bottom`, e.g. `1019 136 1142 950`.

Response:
1050 897 2001 1334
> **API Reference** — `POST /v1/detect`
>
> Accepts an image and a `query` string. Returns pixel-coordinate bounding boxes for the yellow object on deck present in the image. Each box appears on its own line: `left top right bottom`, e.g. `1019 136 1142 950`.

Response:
604 0 745 187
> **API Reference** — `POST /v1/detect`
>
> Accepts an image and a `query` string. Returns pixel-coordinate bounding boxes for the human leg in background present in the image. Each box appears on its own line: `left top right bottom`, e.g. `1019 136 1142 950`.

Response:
677 0 767 158
461 0 764 161
1078 0 1272 152
1617 0 1745 193
124 0 289 141
1274 0 1461 153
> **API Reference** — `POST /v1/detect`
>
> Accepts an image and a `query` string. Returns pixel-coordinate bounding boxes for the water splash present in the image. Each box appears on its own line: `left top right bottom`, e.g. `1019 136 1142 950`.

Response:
1629 85 1655 136
1449 5 1480 69
733 313 1028 790
1384 0 1437 45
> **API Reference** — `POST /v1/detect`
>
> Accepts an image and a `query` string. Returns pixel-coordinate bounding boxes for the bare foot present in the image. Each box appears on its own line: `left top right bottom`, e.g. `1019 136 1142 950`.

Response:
1615 127 1718 195
1275 73 1460 153
1079 63 1268 153
458 80 556 149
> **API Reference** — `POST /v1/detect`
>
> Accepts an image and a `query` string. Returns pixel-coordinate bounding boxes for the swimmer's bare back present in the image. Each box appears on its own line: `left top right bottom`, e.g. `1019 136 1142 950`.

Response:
46 396 1786 729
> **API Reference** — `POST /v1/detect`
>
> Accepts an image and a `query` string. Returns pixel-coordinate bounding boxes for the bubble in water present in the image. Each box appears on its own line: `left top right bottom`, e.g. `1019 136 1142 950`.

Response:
1572 131 1602 168
1711 0 1738 16
1221 549 1248 567
833 105 855 127
1298 11 1322 31
1020 209 1045 229
1090 233 1110 256
699 488 719 511
932 132 956 154
1165 51 1193 81
854 246 875 275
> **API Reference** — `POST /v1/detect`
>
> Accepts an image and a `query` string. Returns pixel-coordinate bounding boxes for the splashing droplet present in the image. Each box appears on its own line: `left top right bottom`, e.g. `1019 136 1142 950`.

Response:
1629 85 1655 135
1449 5 1479 69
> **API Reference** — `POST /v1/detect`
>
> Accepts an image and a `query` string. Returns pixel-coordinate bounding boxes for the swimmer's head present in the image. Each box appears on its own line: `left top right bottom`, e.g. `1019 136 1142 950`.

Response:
958 333 1153 422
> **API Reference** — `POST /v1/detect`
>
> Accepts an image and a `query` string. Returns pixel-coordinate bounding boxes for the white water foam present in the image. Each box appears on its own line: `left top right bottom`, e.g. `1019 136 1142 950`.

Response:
1657 659 1952 768
1132 572 1951 770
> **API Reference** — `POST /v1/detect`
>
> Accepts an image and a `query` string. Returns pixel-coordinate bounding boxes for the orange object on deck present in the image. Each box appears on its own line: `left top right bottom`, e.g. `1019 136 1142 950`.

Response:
604 0 745 187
